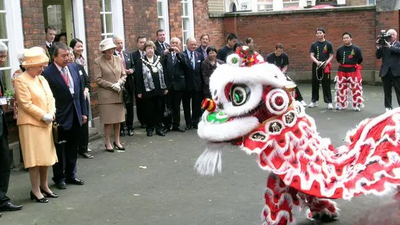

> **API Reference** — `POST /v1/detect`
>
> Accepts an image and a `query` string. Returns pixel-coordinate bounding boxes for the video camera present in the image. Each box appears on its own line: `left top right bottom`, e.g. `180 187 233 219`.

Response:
377 30 392 46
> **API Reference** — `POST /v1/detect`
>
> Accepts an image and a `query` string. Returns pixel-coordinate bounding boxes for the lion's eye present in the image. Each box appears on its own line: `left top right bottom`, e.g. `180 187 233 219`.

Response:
230 84 250 106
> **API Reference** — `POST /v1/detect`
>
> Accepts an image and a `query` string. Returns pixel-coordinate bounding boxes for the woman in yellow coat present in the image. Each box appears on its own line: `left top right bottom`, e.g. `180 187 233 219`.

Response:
14 47 58 203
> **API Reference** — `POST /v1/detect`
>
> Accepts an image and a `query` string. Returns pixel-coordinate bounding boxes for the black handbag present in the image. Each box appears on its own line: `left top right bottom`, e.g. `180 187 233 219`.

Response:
52 122 67 144
122 87 131 105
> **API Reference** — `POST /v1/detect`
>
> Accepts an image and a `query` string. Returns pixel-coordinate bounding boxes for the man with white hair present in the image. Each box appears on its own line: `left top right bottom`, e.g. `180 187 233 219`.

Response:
376 29 400 112
0 41 23 214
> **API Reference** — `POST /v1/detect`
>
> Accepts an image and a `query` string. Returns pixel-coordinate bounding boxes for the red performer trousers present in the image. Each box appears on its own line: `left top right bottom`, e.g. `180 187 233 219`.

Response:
335 64 363 109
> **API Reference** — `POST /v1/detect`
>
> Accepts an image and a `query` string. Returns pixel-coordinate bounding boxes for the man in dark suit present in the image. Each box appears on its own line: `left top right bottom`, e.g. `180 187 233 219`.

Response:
131 36 147 128
0 41 23 214
155 29 170 58
114 36 135 136
195 33 210 59
43 42 87 190
376 29 400 112
182 37 204 130
163 37 186 132
44 25 56 62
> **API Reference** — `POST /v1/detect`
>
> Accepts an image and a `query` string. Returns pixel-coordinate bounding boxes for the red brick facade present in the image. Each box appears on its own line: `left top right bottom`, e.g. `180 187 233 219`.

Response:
21 0 45 48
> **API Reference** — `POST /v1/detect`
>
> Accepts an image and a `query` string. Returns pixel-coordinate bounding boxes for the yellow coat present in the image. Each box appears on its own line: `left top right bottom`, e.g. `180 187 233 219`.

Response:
14 72 56 127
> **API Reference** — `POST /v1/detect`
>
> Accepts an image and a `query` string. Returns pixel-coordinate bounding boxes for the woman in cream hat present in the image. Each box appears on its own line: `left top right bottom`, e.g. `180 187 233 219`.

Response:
93 38 126 152
14 46 58 203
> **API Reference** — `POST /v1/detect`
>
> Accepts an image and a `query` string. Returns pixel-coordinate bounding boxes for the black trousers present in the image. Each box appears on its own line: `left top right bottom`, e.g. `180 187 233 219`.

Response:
182 90 203 126
0 134 10 207
382 68 400 109
78 99 89 154
311 63 332 103
144 95 164 132
164 89 183 128
53 114 80 183
121 91 134 131
135 93 146 126
295 86 304 101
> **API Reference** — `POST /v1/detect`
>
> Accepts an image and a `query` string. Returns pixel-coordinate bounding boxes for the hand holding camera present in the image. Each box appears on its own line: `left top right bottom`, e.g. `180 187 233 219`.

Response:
377 30 392 47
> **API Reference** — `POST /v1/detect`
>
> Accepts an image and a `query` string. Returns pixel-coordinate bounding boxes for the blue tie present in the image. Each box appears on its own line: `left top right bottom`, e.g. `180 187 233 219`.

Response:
190 52 195 69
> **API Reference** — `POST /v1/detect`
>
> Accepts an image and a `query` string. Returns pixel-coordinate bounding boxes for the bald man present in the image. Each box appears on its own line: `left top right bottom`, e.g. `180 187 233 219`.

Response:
182 38 204 130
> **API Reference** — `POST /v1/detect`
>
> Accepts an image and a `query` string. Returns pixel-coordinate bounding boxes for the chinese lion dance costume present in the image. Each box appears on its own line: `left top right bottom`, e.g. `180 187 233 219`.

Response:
195 47 400 225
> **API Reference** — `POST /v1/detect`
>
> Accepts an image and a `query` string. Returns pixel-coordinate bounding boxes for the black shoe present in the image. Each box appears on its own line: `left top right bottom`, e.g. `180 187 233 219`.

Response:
147 131 153 137
79 152 94 159
120 130 126 137
163 126 171 133
40 188 59 198
185 124 192 130
113 142 125 151
65 178 85 185
0 202 24 211
30 192 48 203
105 145 114 153
127 129 134 136
172 126 185 132
192 123 198 129
55 181 67 190
156 130 165 136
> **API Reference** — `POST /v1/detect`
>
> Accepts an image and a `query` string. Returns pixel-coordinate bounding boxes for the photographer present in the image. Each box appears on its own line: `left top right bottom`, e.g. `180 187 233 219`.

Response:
376 29 400 112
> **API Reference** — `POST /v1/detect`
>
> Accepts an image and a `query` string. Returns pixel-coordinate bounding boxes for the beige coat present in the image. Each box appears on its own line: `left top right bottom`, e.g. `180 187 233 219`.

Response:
14 72 56 127
93 55 127 105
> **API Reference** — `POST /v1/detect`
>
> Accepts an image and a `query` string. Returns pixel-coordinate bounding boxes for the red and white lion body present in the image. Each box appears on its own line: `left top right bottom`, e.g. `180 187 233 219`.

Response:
196 50 400 225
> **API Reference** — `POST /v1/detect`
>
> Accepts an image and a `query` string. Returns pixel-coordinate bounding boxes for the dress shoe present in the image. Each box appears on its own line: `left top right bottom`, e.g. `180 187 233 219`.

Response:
192 123 198 129
172 126 185 132
120 130 126 137
55 181 67 190
40 188 59 198
147 131 153 137
0 202 24 211
87 148 92 152
156 130 165 136
127 129 134 136
105 144 114 153
66 177 84 185
185 124 192 130
113 142 125 151
163 126 171 133
30 191 49 203
79 152 94 159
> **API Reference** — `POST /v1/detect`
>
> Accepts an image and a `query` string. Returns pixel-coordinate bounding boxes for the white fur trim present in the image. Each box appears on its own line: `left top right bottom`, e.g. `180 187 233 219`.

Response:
194 143 227 176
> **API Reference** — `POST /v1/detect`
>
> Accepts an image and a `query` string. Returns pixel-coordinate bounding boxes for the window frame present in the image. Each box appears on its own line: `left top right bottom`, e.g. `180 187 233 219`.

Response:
99 0 125 40
181 0 195 49
157 0 170 42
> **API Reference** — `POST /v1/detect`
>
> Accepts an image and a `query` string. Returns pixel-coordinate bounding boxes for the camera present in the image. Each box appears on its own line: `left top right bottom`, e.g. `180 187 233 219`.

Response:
377 30 392 46
168 47 174 52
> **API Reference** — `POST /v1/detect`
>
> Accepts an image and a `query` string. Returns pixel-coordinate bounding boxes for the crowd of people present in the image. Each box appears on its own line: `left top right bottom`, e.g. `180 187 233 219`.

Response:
0 24 399 216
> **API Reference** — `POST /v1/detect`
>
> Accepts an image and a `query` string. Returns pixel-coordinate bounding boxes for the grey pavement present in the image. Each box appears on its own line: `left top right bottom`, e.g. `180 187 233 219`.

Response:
2 84 400 225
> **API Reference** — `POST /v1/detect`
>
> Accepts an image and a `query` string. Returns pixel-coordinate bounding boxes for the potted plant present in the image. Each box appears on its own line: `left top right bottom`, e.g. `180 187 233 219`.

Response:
3 89 14 111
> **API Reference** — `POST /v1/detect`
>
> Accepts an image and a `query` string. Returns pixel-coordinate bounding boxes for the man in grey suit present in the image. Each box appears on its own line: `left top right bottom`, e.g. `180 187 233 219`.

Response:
376 29 400 112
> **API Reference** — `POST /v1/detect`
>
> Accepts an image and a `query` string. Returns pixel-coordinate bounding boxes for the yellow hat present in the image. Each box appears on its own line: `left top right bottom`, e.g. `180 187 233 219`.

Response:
22 47 49 67
99 38 116 52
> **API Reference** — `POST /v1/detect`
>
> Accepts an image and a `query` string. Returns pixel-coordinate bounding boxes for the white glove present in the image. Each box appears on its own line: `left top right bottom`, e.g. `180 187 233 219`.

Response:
42 113 53 124
111 83 121 92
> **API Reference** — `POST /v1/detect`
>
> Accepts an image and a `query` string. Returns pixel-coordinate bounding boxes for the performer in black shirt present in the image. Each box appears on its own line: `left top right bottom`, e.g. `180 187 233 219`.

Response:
309 28 334 109
335 32 363 111
267 43 307 106
217 33 237 62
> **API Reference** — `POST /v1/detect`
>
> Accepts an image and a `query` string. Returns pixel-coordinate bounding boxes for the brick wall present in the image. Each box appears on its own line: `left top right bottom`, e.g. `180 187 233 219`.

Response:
223 7 384 74
21 0 45 48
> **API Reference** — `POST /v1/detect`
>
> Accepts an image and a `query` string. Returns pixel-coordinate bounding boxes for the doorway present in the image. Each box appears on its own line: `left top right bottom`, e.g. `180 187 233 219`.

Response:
43 0 74 45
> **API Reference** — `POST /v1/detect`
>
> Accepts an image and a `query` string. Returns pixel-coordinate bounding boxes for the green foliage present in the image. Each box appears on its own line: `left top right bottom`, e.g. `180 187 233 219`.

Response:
4 89 14 99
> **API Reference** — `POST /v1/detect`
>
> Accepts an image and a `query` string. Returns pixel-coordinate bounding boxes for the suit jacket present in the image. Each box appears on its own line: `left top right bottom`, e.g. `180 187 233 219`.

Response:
164 52 186 91
201 58 225 95
43 63 87 130
195 46 208 59
93 55 127 104
183 50 204 92
115 50 134 93
14 72 55 128
376 41 400 77
131 50 143 92
155 41 170 57
0 71 7 137
77 64 90 92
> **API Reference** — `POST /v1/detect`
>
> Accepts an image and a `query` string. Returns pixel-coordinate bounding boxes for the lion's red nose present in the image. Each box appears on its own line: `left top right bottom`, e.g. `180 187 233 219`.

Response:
201 98 216 112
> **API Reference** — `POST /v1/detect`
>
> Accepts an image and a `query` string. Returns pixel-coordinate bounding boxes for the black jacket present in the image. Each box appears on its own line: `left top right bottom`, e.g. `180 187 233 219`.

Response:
155 41 170 58
182 50 204 92
115 51 134 92
164 52 186 91
376 41 400 77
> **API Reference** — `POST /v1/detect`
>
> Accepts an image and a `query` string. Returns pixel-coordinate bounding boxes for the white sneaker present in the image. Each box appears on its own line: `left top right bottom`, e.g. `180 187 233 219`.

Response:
308 102 317 108
386 108 392 113
337 106 343 111
327 103 333 110
301 100 307 107
354 107 360 112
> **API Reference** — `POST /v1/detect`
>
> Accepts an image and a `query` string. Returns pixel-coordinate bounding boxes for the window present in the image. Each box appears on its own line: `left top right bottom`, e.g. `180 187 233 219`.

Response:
100 0 113 39
157 0 170 41
368 0 376 5
0 0 24 90
283 0 299 8
181 0 194 49
46 5 63 33
257 0 273 11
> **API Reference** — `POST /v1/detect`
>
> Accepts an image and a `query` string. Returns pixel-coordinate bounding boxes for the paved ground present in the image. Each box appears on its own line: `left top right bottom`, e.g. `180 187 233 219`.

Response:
2 84 400 225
